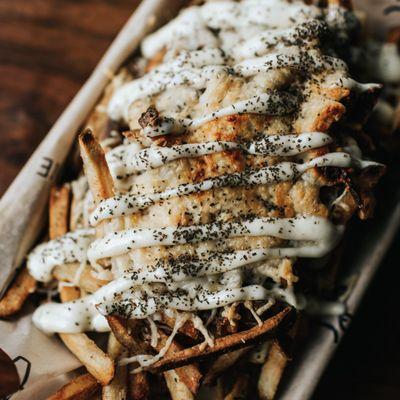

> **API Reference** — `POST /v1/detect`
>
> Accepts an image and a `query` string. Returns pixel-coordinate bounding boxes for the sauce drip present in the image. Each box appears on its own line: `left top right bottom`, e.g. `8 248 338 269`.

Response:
27 0 388 337
107 132 332 178
91 152 352 225
28 229 95 282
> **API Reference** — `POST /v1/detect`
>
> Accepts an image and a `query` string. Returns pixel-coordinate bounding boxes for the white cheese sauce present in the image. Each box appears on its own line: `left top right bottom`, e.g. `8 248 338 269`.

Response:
108 0 370 125
233 19 328 60
143 91 298 137
233 50 347 78
106 132 332 178
87 215 342 265
91 152 352 225
27 229 95 283
33 277 132 333
33 282 282 332
28 0 389 336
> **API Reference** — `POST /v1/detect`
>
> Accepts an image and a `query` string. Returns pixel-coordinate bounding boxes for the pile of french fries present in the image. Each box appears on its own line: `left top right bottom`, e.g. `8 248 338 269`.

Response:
0 129 294 400
1 0 400 399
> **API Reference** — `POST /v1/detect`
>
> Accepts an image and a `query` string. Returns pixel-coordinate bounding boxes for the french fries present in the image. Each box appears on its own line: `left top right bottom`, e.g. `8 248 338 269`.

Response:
49 185 114 387
53 264 107 294
49 185 71 239
156 330 202 394
160 314 201 341
164 370 194 400
106 316 146 354
10 1 393 399
107 315 202 394
258 341 289 400
59 330 114 386
150 308 293 372
327 0 352 10
107 307 293 378
78 130 114 204
104 318 151 400
0 268 36 317
59 285 81 302
58 284 115 386
129 371 150 400
224 374 249 400
79 137 162 400
102 333 128 400
47 373 100 400
49 185 71 240
203 347 251 384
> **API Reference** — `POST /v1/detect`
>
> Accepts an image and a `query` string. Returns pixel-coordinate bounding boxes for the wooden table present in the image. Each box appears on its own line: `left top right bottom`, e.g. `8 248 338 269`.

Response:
0 1 399 399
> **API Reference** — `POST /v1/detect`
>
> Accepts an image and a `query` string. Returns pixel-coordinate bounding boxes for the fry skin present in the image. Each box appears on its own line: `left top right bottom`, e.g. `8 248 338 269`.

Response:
102 333 128 400
258 341 289 400
129 371 150 400
59 333 115 386
49 185 71 240
164 370 194 400
150 308 294 372
0 268 36 317
78 129 114 204
156 330 202 394
50 184 115 386
47 373 100 400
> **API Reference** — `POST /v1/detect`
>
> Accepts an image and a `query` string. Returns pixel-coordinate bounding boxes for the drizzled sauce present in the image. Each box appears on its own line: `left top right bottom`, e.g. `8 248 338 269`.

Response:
143 91 298 137
233 19 328 60
91 152 352 225
108 48 354 124
88 216 342 264
28 229 95 282
233 50 347 78
107 132 332 178
28 0 387 337
108 0 367 126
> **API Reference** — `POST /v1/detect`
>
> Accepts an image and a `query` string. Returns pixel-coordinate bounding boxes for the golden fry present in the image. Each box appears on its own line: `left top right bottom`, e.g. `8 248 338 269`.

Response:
59 286 114 386
78 129 114 204
59 333 114 386
102 333 128 400
49 186 113 385
47 373 99 400
258 341 289 400
327 0 352 10
49 185 71 240
156 330 202 394
0 268 36 317
129 371 150 400
150 308 293 372
164 370 194 400
53 264 107 293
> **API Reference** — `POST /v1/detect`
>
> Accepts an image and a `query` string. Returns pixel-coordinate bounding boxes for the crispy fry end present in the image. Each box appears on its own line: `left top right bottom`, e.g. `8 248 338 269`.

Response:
0 268 36 318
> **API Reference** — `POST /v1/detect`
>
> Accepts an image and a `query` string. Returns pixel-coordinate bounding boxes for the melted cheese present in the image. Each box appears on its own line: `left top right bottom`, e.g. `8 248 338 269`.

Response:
106 132 332 179
27 229 95 282
88 216 342 264
28 0 387 338
90 152 352 225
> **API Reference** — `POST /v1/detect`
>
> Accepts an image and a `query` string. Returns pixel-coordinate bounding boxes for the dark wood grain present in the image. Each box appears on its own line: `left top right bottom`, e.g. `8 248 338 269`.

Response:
0 1 399 399
0 0 140 194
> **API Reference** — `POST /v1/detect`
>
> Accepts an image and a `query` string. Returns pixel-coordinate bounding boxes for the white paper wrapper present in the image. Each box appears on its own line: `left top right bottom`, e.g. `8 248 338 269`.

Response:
0 306 79 399
0 1 398 399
